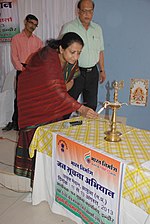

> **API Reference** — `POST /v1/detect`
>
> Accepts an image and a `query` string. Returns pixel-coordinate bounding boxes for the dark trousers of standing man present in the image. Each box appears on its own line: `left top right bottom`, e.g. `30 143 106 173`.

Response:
2 70 22 131
68 65 99 111
12 70 22 128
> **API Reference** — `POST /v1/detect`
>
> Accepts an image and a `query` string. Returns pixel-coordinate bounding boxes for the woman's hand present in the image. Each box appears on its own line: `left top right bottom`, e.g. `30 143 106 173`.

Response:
66 80 74 91
77 105 98 119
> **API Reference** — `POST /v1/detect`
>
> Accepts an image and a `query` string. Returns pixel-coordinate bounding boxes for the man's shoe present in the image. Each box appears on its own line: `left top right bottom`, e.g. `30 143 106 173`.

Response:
2 122 13 131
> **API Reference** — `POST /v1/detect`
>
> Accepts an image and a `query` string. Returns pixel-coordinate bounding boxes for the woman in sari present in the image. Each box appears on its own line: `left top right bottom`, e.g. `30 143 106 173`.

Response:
14 32 98 186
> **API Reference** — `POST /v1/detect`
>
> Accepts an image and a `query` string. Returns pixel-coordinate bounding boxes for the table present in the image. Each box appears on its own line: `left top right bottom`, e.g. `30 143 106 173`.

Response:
29 117 150 223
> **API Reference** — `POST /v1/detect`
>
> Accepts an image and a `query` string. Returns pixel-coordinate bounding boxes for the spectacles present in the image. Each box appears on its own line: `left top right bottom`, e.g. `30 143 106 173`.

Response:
27 20 38 27
79 9 94 14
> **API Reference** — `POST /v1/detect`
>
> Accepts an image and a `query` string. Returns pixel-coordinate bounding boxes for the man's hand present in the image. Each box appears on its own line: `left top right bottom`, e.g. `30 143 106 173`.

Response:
99 70 106 84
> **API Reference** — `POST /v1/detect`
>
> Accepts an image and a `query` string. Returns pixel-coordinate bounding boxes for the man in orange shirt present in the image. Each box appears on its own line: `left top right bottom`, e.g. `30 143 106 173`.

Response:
3 14 43 131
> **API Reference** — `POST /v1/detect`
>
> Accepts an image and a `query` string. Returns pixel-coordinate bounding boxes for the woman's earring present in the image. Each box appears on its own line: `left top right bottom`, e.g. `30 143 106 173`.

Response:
59 46 63 54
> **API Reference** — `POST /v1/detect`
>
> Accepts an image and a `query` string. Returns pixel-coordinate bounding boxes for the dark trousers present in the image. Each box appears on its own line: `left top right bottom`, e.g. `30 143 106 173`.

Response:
68 65 99 111
12 70 21 125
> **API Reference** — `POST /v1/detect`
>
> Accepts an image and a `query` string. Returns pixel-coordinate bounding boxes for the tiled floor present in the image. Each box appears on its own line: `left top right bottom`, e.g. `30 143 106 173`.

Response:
0 128 76 224
0 187 77 224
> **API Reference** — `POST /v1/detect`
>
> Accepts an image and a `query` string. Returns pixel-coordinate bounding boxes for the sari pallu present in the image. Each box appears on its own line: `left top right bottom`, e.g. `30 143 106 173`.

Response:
17 48 81 129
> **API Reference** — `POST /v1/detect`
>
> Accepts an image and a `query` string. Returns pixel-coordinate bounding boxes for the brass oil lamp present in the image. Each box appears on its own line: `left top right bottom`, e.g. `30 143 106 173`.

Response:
103 80 127 142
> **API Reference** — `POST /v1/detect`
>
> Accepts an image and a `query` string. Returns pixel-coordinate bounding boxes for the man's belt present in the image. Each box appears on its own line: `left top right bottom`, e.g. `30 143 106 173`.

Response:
79 65 96 73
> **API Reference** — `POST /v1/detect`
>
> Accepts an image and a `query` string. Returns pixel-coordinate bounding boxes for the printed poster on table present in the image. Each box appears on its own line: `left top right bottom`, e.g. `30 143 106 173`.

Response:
0 0 20 42
54 135 125 224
